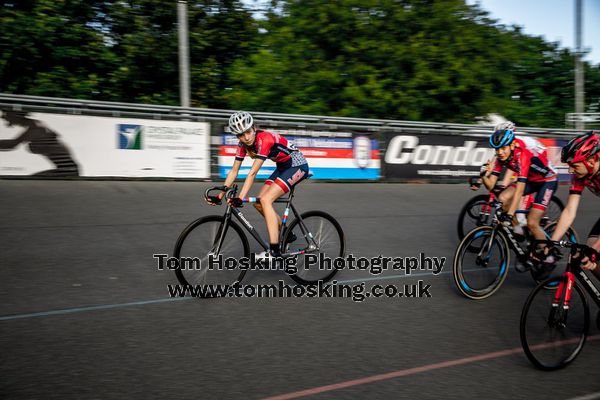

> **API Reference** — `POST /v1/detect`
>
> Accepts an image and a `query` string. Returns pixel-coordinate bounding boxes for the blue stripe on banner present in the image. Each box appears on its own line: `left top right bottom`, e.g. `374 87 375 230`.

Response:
219 166 380 180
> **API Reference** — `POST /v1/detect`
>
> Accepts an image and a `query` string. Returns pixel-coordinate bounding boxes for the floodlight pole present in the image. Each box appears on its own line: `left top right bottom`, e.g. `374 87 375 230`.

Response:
178 0 191 108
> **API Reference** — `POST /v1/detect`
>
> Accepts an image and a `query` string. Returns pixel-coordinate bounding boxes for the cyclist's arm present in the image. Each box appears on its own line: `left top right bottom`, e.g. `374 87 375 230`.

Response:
223 159 242 188
508 148 531 215
238 158 264 199
550 194 580 241
481 173 497 191
507 181 525 216
482 158 504 190
591 236 600 252
500 168 515 187
210 159 242 202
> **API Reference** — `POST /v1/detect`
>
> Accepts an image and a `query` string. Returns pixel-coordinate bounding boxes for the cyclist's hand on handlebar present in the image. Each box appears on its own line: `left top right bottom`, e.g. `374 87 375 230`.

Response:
469 177 482 191
227 197 243 208
530 242 557 265
206 188 226 206
581 246 599 271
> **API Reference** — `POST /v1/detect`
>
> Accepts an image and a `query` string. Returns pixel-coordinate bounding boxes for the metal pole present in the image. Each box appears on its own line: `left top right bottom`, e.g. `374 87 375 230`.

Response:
575 0 584 130
178 1 191 108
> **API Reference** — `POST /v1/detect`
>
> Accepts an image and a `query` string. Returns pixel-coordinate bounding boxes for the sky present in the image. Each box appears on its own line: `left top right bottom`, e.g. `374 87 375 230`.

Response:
467 0 599 64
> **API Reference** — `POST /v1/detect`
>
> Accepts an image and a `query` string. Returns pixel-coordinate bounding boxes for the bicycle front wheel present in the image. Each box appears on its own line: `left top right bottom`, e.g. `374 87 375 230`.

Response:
520 276 589 370
453 226 510 299
173 215 249 296
283 211 344 285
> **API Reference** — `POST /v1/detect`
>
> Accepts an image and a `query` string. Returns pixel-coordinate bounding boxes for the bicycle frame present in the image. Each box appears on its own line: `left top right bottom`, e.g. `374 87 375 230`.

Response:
478 191 534 224
210 185 318 258
477 203 528 262
476 200 561 270
552 245 600 318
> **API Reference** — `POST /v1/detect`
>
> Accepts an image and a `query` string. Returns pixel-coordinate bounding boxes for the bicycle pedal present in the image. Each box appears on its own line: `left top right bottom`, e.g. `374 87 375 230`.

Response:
515 260 533 273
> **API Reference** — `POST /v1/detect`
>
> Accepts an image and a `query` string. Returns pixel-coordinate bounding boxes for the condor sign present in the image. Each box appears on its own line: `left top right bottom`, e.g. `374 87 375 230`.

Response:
383 134 494 180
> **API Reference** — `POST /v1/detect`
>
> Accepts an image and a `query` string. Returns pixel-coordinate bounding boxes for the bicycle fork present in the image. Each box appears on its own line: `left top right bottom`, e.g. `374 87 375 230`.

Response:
549 272 576 328
476 228 499 267
211 211 234 256
281 204 319 256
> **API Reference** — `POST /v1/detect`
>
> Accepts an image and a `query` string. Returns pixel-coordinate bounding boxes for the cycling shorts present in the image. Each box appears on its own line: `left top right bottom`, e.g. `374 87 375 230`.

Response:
523 180 557 211
265 163 309 193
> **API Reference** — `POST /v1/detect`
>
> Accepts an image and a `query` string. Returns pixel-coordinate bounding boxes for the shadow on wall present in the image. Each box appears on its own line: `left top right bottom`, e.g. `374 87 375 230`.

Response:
0 110 80 176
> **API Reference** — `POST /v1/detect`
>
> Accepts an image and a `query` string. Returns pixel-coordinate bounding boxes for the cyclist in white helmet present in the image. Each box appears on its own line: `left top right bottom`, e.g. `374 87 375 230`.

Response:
208 111 310 257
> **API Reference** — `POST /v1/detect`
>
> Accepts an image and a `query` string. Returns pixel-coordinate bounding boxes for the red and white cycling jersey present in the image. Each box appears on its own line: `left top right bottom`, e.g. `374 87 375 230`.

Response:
569 172 600 198
492 137 557 183
235 130 304 166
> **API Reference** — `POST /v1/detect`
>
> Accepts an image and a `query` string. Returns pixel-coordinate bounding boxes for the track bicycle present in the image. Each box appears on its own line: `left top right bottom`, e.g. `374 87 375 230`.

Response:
520 239 600 370
453 199 578 299
173 183 345 295
457 177 564 241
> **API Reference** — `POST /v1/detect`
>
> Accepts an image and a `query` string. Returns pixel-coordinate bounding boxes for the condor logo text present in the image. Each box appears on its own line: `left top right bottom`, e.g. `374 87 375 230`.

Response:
385 136 494 166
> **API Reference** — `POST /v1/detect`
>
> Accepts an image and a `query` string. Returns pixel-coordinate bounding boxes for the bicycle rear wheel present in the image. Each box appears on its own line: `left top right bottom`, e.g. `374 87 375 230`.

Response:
453 226 510 299
457 194 492 240
173 215 249 297
283 211 344 285
520 276 589 370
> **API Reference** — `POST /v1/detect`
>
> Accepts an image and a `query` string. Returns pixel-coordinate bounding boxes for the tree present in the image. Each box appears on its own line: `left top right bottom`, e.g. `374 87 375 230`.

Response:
224 0 600 127
0 0 115 98
0 0 259 106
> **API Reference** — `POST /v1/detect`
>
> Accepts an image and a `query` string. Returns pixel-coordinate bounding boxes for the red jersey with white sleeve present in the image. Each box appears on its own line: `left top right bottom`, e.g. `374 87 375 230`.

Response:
492 137 557 183
569 172 600 198
235 130 305 167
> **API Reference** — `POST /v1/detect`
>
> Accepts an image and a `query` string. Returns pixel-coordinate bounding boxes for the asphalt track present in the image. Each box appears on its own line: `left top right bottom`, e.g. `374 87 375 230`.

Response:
1 180 599 400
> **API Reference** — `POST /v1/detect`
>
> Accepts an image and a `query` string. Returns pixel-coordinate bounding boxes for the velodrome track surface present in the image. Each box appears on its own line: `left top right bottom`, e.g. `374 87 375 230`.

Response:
1 180 599 399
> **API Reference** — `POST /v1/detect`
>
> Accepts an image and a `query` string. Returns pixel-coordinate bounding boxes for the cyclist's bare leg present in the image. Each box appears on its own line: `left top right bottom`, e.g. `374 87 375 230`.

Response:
260 184 286 245
527 207 546 241
498 185 515 212
253 184 269 214
254 184 282 228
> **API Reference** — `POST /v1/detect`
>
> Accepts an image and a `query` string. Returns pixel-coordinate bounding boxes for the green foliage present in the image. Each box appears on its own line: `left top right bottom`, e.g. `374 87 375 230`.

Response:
0 0 257 105
0 0 598 127
225 0 600 127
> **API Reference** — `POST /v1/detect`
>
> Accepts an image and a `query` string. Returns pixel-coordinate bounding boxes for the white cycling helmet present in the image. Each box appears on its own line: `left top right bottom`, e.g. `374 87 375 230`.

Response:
228 111 254 135
493 121 515 132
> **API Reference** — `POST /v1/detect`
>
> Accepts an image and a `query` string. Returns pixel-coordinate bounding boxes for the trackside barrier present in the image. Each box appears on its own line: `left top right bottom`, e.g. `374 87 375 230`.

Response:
0 93 582 182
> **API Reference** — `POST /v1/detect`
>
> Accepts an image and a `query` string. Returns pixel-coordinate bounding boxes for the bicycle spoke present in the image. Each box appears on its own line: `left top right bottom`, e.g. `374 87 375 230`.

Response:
453 227 509 299
174 217 248 291
285 212 344 284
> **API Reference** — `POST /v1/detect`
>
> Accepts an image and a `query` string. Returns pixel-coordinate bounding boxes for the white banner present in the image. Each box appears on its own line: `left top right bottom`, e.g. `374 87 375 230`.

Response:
0 112 210 178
